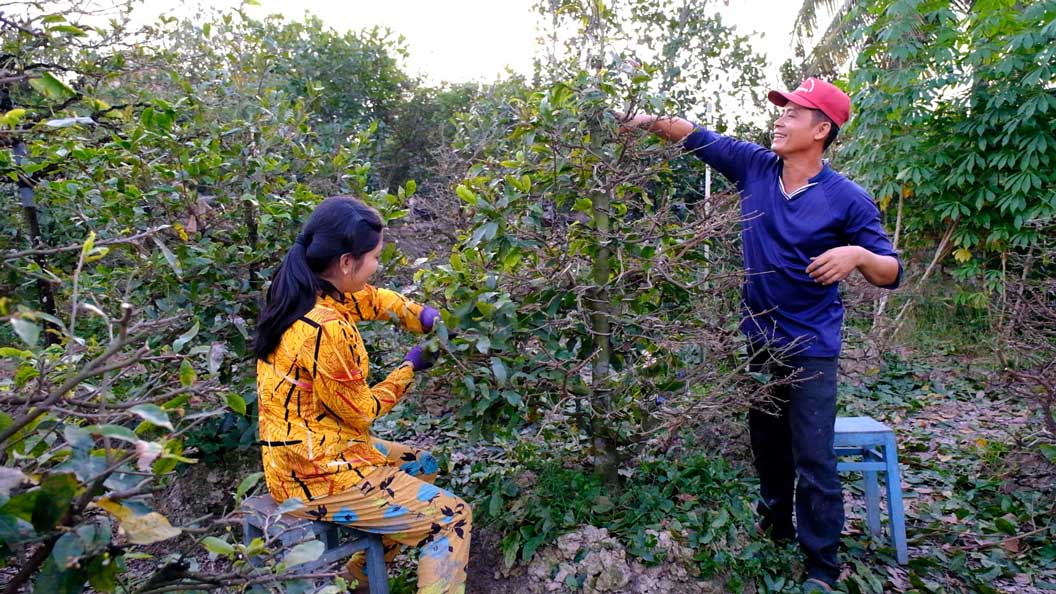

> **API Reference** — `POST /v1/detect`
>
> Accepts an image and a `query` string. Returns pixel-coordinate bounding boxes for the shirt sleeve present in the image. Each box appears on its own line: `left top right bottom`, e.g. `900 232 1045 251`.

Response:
682 125 773 186
302 318 416 423
844 192 903 290
344 285 427 332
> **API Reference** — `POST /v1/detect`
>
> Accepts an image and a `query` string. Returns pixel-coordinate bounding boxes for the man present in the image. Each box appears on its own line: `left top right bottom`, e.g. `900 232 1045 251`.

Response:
625 78 901 592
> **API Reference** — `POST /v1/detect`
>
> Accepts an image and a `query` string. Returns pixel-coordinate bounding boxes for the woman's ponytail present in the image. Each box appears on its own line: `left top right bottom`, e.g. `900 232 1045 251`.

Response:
253 196 384 360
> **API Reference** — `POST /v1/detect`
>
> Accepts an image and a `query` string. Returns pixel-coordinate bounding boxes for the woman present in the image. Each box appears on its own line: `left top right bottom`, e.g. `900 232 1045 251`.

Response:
253 196 471 594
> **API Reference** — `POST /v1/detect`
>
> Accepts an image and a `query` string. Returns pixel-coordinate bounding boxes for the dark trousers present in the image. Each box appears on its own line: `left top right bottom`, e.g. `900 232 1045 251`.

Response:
748 350 843 585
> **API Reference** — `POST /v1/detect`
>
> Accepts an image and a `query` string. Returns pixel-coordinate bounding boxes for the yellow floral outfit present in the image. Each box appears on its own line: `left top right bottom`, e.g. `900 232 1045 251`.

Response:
257 285 471 594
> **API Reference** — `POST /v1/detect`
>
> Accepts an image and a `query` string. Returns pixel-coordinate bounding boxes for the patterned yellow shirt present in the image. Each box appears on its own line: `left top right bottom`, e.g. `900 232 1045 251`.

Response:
256 285 426 502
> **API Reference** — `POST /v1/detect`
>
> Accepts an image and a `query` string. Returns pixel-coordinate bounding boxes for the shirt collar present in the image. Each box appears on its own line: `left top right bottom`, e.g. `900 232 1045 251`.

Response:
776 160 831 200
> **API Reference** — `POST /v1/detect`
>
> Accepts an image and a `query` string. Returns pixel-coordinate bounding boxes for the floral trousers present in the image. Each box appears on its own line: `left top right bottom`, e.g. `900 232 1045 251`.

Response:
291 438 472 594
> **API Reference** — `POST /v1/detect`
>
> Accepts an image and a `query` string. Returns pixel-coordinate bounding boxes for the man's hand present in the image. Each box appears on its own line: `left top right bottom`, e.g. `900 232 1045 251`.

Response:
806 246 864 285
613 112 695 142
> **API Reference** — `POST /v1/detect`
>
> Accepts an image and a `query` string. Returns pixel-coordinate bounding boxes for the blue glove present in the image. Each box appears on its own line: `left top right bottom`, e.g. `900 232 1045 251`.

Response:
419 307 440 332
404 344 438 372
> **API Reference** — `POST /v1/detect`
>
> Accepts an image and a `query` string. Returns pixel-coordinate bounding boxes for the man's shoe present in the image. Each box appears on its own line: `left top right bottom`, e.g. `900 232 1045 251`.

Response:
803 578 834 592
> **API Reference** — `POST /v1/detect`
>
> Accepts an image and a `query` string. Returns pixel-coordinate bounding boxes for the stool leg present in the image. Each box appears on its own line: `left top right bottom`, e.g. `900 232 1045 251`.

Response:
863 454 882 539
324 524 340 550
365 535 389 594
243 519 264 568
884 434 909 564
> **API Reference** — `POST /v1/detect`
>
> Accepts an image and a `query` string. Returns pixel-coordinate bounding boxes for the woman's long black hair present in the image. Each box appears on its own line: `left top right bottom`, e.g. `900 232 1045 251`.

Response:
253 196 384 360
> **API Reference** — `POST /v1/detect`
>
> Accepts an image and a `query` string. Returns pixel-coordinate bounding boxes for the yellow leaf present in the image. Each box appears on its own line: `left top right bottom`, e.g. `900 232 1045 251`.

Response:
94 497 131 520
953 248 972 263
1 108 26 128
89 97 111 112
85 246 110 262
94 497 182 544
120 512 182 544
173 222 189 242
974 438 988 448
80 231 96 259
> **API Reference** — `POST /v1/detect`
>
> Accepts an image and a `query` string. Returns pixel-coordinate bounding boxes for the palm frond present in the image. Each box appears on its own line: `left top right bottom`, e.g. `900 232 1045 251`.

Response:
792 0 848 42
802 0 870 75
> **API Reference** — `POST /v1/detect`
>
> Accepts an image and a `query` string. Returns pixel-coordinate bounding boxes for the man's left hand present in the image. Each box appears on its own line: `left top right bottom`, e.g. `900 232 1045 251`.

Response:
806 246 863 285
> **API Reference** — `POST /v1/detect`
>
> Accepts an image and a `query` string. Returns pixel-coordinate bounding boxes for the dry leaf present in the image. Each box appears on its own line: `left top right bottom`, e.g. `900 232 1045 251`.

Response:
1000 537 1020 553
135 440 163 471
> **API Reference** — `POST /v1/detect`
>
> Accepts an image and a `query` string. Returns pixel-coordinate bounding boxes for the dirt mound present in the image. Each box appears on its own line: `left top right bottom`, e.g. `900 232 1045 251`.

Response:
523 526 724 594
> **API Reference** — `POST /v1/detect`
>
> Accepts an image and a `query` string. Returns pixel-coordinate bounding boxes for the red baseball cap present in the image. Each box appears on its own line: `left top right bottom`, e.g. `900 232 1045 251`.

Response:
767 77 851 127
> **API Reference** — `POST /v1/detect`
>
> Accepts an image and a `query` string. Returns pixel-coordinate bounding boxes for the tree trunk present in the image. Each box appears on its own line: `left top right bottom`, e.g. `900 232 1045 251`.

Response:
244 197 259 295
14 142 58 344
589 180 619 485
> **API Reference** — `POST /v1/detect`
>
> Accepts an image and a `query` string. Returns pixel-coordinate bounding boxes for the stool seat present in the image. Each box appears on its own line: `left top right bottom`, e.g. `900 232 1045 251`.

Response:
241 494 389 594
835 415 908 565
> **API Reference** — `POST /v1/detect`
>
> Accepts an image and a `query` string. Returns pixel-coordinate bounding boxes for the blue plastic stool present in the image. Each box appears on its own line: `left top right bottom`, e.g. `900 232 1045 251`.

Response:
834 416 909 564
241 494 389 593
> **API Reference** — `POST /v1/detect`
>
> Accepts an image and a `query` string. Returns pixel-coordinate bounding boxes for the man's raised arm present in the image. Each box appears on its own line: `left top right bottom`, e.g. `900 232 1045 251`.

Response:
622 113 696 143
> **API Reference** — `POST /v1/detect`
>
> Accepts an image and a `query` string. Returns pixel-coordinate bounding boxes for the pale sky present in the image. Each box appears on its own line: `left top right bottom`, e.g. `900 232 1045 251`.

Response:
132 0 803 89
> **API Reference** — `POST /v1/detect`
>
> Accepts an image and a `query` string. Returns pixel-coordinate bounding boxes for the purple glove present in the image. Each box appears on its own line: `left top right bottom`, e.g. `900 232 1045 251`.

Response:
419 307 440 332
404 344 437 372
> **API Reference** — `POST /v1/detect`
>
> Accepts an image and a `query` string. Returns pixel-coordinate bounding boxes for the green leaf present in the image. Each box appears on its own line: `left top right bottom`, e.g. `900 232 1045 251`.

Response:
0 347 33 359
129 404 173 430
172 321 199 353
0 514 35 545
236 472 264 501
63 425 93 450
994 516 1018 535
32 556 84 594
488 487 503 516
51 531 85 568
10 318 40 348
28 72 76 101
47 24 87 36
284 539 324 566
710 507 730 529
501 532 521 570
14 364 38 387
85 554 119 592
75 518 110 552
83 424 139 443
31 474 79 531
151 236 182 278
1039 444 1056 464
455 185 477 205
179 359 196 387
202 536 236 555
226 393 247 416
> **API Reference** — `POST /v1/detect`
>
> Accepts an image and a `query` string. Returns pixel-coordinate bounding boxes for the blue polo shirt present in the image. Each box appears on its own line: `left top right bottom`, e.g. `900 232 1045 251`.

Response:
684 126 901 357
